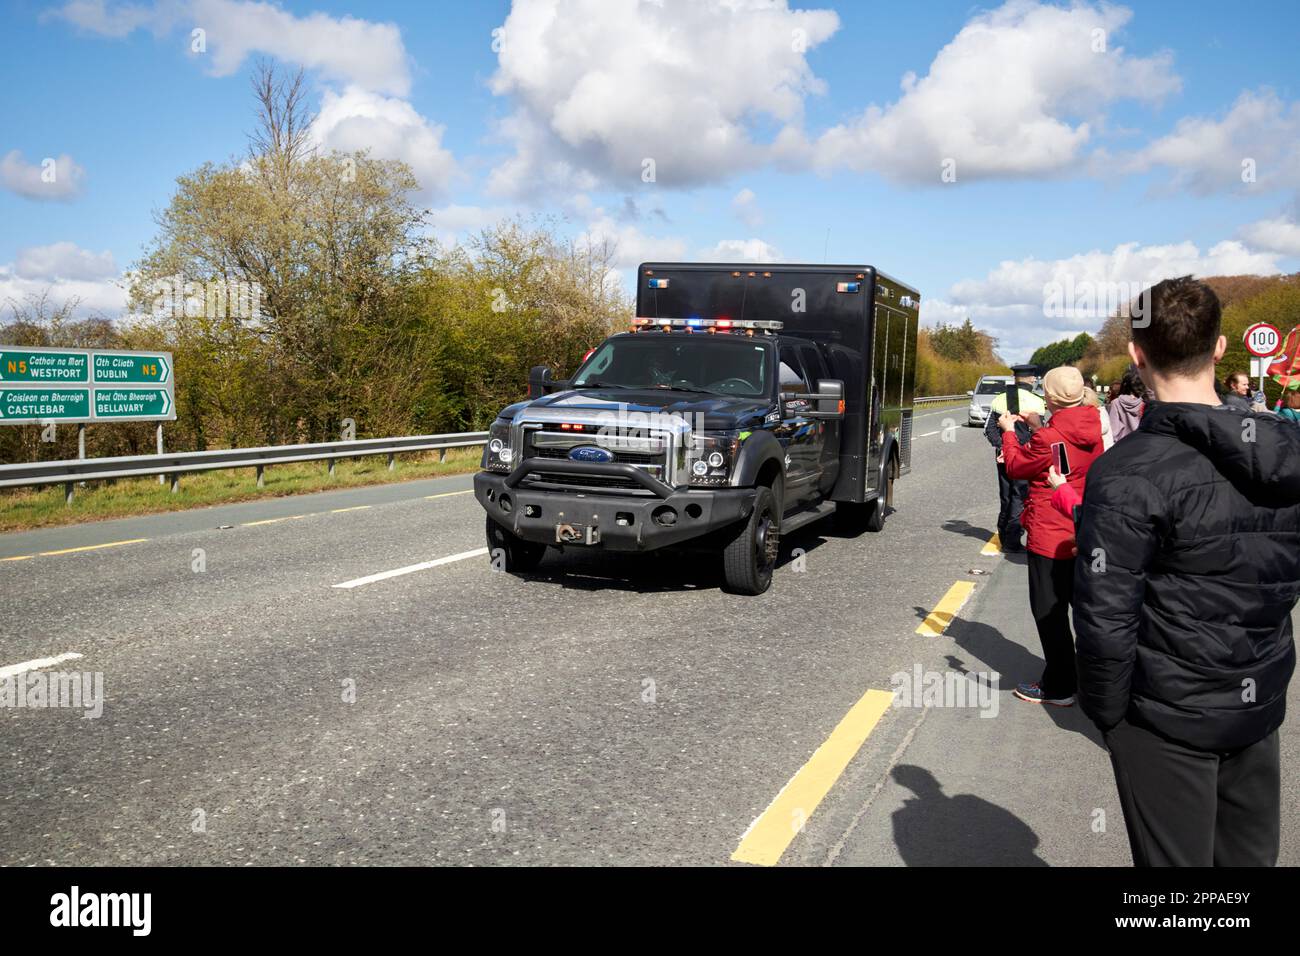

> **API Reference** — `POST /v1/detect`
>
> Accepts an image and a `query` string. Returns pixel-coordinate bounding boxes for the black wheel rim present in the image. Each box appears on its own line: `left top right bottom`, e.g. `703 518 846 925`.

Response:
755 510 778 569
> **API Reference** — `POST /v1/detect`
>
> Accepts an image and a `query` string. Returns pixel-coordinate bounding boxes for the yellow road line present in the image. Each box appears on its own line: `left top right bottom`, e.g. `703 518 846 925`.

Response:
38 538 149 557
981 533 1001 556
241 515 307 527
916 581 976 636
425 490 473 500
731 688 895 867
2 554 35 562
330 505 371 514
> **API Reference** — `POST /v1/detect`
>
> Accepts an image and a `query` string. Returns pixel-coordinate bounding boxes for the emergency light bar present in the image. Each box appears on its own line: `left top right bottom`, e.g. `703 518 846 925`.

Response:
630 317 783 333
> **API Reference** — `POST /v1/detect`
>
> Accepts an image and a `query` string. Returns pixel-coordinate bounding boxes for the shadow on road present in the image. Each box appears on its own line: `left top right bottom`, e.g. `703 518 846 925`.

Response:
516 523 835 594
941 518 996 543
916 604 1105 748
891 764 1047 866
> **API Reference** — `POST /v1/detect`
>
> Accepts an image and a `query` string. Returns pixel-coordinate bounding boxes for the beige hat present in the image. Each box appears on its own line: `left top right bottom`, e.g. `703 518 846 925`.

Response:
1043 366 1085 407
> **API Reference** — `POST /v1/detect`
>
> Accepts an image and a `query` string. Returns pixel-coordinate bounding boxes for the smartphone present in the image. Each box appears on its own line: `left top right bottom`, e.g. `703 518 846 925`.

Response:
1005 382 1020 415
1052 441 1071 476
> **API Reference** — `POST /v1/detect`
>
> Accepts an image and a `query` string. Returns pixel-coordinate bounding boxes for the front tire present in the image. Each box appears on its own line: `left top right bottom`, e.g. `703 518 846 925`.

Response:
485 515 547 574
722 485 779 595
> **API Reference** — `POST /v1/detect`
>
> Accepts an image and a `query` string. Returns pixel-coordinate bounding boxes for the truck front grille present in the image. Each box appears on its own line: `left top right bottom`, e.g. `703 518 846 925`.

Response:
530 446 660 468
521 428 670 489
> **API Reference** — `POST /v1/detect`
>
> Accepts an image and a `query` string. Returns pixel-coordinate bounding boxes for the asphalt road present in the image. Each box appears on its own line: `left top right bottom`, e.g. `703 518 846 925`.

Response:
2 405 1296 866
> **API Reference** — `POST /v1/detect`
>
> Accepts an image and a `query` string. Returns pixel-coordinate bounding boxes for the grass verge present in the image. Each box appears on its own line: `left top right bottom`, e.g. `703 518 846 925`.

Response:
0 446 482 534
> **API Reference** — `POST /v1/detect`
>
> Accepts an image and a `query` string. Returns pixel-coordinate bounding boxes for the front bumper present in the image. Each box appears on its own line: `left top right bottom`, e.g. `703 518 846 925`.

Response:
474 468 757 551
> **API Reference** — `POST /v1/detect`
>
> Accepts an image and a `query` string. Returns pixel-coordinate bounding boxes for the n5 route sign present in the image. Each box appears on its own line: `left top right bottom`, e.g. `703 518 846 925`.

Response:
0 346 175 424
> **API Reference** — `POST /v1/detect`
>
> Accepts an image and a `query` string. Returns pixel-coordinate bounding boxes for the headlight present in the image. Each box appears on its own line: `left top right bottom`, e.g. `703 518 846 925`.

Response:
689 433 739 486
484 419 513 472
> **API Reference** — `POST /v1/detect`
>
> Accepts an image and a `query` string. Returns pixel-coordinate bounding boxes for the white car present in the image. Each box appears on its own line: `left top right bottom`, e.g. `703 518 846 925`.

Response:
967 375 1014 427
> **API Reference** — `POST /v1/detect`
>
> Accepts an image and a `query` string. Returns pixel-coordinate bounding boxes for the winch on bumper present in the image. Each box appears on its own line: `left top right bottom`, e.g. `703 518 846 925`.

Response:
474 459 756 551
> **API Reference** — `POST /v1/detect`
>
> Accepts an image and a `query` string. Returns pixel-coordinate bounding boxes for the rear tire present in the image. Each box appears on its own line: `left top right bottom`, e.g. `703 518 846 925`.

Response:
835 455 896 534
722 486 779 595
866 455 898 532
485 515 547 574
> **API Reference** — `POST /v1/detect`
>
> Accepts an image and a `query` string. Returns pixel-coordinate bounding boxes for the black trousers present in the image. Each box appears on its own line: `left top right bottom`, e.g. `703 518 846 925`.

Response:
1026 551 1076 698
996 463 1026 546
1105 720 1280 866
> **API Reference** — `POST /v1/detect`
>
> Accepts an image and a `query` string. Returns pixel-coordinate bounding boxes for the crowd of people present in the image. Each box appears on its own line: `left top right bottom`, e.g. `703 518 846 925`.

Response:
983 276 1300 867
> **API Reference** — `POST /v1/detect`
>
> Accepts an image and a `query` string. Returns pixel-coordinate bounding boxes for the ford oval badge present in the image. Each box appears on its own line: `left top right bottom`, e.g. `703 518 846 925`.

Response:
569 445 614 463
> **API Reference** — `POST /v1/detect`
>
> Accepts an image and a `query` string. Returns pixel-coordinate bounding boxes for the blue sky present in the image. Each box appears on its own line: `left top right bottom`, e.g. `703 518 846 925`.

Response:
2 0 1298 361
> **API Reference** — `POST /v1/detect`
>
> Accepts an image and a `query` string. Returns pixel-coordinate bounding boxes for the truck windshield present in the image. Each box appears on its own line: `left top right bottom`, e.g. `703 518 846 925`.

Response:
572 336 770 398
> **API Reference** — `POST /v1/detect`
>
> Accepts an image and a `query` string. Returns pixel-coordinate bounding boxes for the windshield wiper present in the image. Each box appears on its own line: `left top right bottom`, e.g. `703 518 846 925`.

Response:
652 384 730 398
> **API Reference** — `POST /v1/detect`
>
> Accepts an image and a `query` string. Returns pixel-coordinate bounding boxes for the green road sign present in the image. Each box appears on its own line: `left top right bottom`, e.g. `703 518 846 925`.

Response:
0 387 91 422
93 351 170 384
0 349 90 383
94 388 172 419
0 345 176 424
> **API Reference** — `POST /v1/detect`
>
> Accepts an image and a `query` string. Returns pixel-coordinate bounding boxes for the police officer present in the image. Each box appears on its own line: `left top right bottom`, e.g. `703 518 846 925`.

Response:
984 364 1046 552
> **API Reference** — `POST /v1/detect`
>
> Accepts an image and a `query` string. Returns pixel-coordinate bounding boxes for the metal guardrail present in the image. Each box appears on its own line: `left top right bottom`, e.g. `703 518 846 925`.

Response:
0 432 488 503
913 394 967 405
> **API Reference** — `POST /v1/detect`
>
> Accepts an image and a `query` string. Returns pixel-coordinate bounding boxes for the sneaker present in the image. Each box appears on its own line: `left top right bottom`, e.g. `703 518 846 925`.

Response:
1014 682 1075 707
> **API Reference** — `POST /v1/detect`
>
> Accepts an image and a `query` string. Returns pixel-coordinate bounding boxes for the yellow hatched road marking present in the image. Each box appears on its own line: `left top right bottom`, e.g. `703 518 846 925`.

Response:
38 538 149 557
981 533 1001 556
731 688 896 867
916 581 976 636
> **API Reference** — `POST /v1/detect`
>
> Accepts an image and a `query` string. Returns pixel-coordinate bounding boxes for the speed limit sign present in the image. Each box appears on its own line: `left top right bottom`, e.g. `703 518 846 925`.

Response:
1244 322 1281 357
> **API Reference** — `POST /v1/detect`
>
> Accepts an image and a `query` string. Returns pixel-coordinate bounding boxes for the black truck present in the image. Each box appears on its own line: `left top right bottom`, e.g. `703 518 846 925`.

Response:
474 262 920 594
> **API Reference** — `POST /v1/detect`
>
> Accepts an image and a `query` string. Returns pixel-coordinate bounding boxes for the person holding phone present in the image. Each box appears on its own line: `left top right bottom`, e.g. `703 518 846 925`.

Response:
997 365 1103 706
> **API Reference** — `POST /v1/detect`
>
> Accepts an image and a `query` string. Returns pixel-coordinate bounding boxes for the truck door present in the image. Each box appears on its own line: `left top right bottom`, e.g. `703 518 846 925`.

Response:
776 343 820 509
797 343 837 496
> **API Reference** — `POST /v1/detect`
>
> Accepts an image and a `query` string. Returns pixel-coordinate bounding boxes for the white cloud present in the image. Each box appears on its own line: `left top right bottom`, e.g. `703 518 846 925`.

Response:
795 1 1179 183
52 1 411 95
1125 89 1300 193
190 0 410 95
1238 215 1300 258
577 212 688 270
310 86 457 200
49 0 172 37
698 238 782 263
0 151 87 200
14 242 117 281
0 269 127 319
731 189 762 229
486 0 839 195
938 237 1285 363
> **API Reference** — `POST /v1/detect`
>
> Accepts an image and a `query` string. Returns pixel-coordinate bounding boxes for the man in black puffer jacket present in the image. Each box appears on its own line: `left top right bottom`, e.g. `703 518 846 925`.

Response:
1075 276 1300 867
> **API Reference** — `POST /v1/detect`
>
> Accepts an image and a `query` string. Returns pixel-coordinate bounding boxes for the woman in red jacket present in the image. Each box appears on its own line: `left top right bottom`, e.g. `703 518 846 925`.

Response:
997 365 1103 706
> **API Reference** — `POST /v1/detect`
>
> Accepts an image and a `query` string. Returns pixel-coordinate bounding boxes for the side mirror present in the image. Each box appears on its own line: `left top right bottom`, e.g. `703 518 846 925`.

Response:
527 366 569 399
528 366 552 399
967 390 974 397
795 379 845 419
